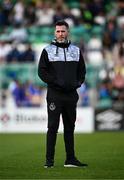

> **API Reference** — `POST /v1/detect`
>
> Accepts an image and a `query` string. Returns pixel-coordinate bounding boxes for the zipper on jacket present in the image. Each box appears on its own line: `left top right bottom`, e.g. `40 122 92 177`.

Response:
63 48 67 61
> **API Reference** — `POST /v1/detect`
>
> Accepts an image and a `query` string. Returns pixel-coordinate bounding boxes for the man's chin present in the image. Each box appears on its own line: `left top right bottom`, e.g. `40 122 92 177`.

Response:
58 39 66 43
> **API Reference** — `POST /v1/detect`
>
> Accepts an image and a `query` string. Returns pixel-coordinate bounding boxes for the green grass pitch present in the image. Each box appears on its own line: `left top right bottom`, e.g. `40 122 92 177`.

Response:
0 132 124 179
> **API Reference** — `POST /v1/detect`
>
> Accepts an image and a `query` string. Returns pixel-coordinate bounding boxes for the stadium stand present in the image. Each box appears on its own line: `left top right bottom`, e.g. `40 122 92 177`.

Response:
0 0 124 108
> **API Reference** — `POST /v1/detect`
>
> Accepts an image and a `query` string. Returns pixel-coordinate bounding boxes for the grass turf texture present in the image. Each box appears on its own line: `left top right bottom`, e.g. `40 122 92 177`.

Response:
0 132 124 179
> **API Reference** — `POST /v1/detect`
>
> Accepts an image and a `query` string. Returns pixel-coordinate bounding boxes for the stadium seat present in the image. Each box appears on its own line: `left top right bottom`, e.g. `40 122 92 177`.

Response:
91 25 104 38
27 26 40 35
96 98 112 108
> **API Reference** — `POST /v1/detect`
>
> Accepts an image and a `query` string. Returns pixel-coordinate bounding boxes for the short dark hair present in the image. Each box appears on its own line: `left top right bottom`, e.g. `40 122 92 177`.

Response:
55 20 69 29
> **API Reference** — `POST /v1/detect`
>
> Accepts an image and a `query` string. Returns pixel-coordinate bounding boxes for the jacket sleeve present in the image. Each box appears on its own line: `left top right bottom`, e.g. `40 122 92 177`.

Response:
77 50 86 86
38 49 55 84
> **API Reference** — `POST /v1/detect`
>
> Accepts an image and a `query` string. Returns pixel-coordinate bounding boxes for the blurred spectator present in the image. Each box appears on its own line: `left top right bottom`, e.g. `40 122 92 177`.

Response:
79 83 90 106
53 6 64 24
70 2 81 20
113 39 124 65
86 35 103 66
25 81 42 107
0 90 7 107
21 44 35 63
117 22 124 41
103 18 118 50
9 23 28 42
62 6 78 27
117 0 124 16
87 0 105 19
53 0 67 19
96 73 113 108
12 80 30 107
0 6 6 26
80 1 94 25
24 1 36 26
94 11 105 26
35 1 54 26
6 44 21 63
12 0 25 25
111 70 124 103
78 38 87 61
1 0 13 26
8 79 18 93
102 31 112 51
0 40 11 63
8 80 43 107
98 80 111 100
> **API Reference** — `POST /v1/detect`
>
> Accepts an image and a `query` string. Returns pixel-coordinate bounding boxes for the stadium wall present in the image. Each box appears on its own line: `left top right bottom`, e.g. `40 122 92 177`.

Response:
1 107 124 133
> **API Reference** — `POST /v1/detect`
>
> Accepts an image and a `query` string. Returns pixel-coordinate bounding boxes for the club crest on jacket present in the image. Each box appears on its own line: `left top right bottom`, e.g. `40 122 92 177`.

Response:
49 102 56 111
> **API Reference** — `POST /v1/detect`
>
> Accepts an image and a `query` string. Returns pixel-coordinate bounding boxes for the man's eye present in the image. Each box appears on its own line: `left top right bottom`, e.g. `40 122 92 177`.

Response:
56 31 65 33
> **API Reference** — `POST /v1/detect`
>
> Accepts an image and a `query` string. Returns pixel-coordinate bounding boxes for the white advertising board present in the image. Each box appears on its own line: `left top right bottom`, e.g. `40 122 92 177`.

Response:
0 107 94 133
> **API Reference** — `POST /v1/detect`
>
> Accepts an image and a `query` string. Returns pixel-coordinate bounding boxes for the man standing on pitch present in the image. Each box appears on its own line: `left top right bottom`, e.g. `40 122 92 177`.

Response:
38 20 87 168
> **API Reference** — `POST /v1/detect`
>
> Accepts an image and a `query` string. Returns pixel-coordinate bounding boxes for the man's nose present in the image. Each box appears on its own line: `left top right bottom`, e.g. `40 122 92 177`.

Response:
59 32 63 35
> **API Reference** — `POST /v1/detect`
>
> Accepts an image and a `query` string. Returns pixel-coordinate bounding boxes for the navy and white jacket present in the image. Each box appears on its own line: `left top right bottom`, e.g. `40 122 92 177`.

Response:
38 40 86 92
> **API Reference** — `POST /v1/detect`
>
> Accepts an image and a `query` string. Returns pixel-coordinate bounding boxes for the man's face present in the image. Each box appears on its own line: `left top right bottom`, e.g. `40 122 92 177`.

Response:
55 25 69 43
